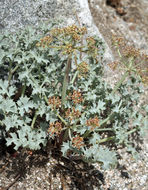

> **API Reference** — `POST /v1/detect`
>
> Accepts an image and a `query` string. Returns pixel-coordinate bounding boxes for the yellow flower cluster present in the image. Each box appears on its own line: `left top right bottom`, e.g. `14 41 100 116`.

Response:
86 116 100 131
36 24 87 54
108 61 119 71
65 107 81 122
141 75 148 85
72 136 84 149
62 43 74 54
111 34 125 47
77 61 89 77
48 96 61 110
68 90 83 104
50 24 87 41
48 121 62 136
36 35 53 48
122 46 140 58
86 37 98 58
86 37 96 47
137 67 148 85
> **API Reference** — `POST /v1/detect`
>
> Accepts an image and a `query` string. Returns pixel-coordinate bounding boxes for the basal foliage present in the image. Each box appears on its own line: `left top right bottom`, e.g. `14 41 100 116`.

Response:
0 20 147 169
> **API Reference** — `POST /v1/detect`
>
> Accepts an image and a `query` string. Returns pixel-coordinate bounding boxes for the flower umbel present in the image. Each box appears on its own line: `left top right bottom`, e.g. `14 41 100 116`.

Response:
86 116 100 131
65 107 81 122
108 61 119 71
48 121 62 136
62 43 74 54
70 90 83 104
122 46 140 58
86 37 98 58
48 96 61 110
50 25 87 38
72 136 84 149
111 34 125 47
77 61 89 77
36 36 53 48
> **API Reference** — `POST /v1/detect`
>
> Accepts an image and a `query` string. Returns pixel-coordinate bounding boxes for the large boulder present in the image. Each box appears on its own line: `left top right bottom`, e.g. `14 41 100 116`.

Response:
0 0 114 63
88 0 148 54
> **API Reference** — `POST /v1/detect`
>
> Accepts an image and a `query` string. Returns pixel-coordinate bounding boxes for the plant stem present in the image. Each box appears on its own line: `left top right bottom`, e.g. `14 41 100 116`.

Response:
117 48 122 58
8 61 13 86
8 71 12 86
61 54 72 106
68 128 72 140
99 136 115 144
98 127 139 144
112 57 134 95
12 65 19 73
83 130 91 138
21 83 26 97
127 128 138 135
43 94 68 126
96 128 113 132
111 70 129 95
99 113 114 126
83 113 114 138
31 110 38 128
56 112 68 126
63 128 69 141
71 70 79 85
44 95 49 104
8 65 19 86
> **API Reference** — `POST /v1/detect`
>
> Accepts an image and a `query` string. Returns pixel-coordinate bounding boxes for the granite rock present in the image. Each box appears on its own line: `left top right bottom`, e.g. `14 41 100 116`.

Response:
0 0 114 62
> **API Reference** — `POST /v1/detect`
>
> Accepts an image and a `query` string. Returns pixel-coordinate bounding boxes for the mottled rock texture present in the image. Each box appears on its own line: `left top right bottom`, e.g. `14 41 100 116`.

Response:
0 0 113 62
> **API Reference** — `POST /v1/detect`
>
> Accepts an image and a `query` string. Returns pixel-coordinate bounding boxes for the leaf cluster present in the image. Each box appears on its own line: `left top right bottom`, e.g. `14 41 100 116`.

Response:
0 20 147 169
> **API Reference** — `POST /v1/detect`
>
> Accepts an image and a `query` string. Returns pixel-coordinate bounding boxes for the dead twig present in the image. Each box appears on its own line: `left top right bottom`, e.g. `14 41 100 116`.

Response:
0 162 9 174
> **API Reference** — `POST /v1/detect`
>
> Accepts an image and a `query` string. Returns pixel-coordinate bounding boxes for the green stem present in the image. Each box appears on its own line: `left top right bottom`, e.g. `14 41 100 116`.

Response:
68 128 72 140
44 95 49 104
12 65 19 73
61 54 72 106
43 94 68 126
38 64 42 81
99 113 114 126
8 65 19 86
31 111 38 128
29 74 38 86
96 128 113 132
117 48 122 58
83 130 91 138
63 128 69 141
56 112 68 126
127 128 138 135
21 83 26 97
99 136 115 144
8 61 13 85
98 127 139 144
8 71 12 86
71 70 79 85
111 57 134 95
111 70 129 95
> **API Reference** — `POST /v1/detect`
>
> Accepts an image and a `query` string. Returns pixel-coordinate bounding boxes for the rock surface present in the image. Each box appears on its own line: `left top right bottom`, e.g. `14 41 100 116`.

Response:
0 0 148 56
89 0 148 53
0 0 114 62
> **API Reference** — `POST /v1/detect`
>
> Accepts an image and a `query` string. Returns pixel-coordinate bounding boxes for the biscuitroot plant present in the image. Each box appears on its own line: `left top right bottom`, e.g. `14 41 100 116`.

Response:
0 21 147 169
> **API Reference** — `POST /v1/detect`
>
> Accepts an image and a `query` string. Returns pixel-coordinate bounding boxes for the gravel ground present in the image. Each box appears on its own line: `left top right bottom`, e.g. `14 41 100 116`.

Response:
0 141 147 190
